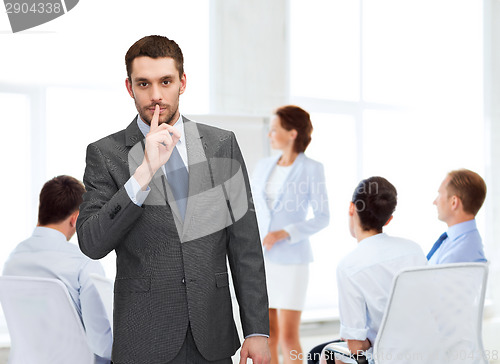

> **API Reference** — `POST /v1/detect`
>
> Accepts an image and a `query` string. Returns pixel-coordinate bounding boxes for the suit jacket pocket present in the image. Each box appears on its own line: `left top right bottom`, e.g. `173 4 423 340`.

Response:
114 277 151 293
215 272 229 288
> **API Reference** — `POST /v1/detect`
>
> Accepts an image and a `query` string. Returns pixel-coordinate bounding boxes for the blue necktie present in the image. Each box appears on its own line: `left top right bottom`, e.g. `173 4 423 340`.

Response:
164 146 189 220
427 232 448 260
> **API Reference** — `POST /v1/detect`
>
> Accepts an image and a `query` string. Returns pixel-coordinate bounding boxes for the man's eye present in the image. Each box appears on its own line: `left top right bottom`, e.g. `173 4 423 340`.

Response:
139 82 148 87
163 80 171 85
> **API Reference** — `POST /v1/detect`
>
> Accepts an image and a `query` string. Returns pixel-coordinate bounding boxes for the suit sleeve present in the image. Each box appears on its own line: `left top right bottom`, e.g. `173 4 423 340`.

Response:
77 143 144 259
225 132 270 337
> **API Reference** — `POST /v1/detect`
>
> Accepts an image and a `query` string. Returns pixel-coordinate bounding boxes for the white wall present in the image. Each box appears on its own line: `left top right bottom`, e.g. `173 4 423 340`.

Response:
483 0 500 360
210 0 288 115
0 0 499 357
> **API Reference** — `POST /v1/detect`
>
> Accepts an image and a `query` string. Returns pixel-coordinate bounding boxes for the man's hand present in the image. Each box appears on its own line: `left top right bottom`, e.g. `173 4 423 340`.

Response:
346 338 371 356
239 336 271 364
263 230 290 250
134 104 181 189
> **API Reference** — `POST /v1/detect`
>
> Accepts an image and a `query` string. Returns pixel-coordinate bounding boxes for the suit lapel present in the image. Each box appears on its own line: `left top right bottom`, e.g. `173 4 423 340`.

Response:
125 116 143 147
126 116 225 241
181 118 211 240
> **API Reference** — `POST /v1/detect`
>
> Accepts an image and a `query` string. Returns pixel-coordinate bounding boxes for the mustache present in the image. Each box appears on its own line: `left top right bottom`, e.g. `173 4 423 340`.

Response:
145 103 169 109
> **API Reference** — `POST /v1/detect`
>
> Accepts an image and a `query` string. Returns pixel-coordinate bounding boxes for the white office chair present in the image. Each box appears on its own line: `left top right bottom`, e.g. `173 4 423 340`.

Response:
324 263 489 364
0 276 95 364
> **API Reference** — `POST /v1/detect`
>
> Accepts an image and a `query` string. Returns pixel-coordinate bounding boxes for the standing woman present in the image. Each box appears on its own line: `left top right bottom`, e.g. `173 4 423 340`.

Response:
252 105 330 363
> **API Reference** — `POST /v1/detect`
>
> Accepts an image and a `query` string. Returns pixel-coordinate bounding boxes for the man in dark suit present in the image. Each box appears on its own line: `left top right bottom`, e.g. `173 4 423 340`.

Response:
76 35 270 364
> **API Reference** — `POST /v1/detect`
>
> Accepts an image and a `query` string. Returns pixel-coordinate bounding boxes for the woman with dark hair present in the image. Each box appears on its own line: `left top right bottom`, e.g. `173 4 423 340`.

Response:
252 105 330 363
307 176 426 364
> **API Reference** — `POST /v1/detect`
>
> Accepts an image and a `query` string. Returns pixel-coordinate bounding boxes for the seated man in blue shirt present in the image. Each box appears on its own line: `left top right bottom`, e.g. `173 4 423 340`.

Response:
307 177 426 364
3 175 112 363
427 169 487 264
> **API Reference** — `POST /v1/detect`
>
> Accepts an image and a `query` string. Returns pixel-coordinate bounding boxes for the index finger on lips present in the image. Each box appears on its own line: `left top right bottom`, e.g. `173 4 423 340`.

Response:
150 104 160 131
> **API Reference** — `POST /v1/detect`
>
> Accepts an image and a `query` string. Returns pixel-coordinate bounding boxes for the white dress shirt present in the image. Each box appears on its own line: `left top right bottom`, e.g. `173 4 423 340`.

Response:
337 233 427 346
125 114 187 206
3 227 112 363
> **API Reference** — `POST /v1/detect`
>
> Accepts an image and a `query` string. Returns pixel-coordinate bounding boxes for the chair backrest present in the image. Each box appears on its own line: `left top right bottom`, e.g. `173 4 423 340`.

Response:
373 263 488 364
0 276 95 364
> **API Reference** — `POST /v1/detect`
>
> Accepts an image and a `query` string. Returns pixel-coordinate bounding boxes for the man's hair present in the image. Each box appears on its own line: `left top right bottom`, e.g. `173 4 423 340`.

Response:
125 35 184 81
446 169 486 216
38 175 85 226
275 105 313 153
352 176 397 232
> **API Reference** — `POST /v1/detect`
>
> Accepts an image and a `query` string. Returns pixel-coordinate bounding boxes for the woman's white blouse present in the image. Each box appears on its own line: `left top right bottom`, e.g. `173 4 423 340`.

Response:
265 165 293 209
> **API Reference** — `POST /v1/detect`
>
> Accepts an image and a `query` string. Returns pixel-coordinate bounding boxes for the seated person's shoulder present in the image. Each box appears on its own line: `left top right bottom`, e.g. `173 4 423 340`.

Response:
337 235 426 277
383 235 427 264
440 230 486 263
386 235 425 253
63 242 106 271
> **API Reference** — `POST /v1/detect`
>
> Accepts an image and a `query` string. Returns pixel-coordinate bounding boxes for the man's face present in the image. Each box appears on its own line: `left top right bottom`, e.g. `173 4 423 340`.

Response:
433 176 453 223
125 56 186 126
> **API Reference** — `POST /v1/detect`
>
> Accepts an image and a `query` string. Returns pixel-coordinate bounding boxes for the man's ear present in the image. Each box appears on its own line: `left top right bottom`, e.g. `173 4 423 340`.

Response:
450 195 460 211
349 202 355 216
69 210 79 228
179 73 187 95
384 215 394 226
125 78 134 98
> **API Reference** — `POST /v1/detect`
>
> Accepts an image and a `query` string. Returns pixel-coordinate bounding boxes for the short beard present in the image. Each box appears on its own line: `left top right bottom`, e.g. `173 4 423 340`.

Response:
134 90 181 126
140 105 178 126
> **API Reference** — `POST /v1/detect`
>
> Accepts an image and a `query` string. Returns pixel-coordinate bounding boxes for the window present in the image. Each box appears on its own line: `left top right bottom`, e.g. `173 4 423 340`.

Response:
0 1 210 279
290 0 484 317
304 113 359 316
290 0 360 102
0 93 32 270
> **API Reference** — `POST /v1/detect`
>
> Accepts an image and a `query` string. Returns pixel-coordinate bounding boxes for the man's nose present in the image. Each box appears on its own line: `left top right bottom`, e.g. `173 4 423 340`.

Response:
150 84 162 101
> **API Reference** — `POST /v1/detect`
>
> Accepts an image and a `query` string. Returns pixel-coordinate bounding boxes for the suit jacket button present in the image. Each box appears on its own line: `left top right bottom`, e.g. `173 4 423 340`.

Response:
181 278 185 284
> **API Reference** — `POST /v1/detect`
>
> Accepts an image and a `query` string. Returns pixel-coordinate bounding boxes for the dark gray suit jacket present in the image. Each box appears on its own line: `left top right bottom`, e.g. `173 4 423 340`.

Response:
76 117 269 364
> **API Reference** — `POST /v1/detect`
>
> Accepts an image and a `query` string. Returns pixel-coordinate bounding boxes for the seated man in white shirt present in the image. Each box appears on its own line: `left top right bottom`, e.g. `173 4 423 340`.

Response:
307 176 426 364
3 175 112 364
427 169 487 264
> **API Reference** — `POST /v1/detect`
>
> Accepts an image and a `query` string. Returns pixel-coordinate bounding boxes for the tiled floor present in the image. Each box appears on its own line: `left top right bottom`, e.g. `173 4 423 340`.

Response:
229 320 340 363
2 319 499 363
231 320 341 364
0 320 340 364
